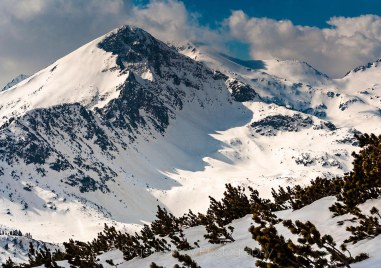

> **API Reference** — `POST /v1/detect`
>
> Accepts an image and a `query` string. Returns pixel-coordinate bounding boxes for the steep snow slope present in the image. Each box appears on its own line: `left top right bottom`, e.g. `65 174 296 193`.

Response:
0 36 126 125
0 25 381 261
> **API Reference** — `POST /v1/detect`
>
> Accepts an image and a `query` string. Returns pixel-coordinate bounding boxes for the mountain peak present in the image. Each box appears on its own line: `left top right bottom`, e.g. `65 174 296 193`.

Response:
1 74 29 92
112 25 152 40
98 25 175 71
344 58 381 77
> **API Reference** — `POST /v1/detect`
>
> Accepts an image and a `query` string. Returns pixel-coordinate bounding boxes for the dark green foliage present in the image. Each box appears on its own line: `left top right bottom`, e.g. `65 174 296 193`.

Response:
134 224 171 258
26 243 64 268
291 177 342 209
283 220 359 267
271 185 293 210
246 212 367 268
169 229 194 250
201 184 281 244
6 158 379 268
151 206 181 237
204 222 235 244
92 223 170 261
178 210 201 228
28 243 56 268
246 211 304 267
252 207 282 227
202 184 251 243
63 239 102 267
271 177 342 210
9 206 180 266
172 250 200 268
8 184 271 265
344 207 381 244
206 184 250 226
249 186 278 212
150 262 164 268
330 134 381 216
105 259 114 266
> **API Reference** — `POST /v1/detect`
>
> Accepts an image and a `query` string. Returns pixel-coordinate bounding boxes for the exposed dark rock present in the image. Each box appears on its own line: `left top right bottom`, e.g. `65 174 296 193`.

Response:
227 79 258 102
98 72 177 134
251 114 313 136
339 98 364 111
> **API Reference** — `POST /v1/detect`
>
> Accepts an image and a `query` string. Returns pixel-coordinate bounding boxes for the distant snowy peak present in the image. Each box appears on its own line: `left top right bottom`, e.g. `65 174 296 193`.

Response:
1 74 29 92
339 58 381 93
344 59 381 77
175 42 330 86
261 59 330 84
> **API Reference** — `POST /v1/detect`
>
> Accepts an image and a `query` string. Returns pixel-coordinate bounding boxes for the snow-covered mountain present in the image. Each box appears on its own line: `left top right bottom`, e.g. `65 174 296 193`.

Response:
1 74 29 92
1 25 381 264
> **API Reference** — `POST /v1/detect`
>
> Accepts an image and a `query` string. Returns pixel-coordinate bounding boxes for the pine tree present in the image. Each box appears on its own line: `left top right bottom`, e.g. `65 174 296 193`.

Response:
271 185 293 209
137 224 170 256
169 228 193 250
150 262 164 268
245 205 367 268
27 243 64 268
246 216 303 267
63 239 102 267
271 177 342 211
151 206 180 237
178 210 200 228
248 186 277 212
172 250 200 268
209 184 250 225
204 221 234 244
344 206 381 244
283 220 354 267
330 134 381 216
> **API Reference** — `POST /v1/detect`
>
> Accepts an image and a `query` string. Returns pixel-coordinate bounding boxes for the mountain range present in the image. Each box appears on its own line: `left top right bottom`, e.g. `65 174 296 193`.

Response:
1 25 381 266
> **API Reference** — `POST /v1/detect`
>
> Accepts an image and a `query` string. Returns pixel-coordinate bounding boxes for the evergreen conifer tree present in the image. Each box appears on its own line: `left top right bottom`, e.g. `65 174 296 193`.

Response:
330 134 381 215
151 206 180 237
344 207 381 244
172 250 200 268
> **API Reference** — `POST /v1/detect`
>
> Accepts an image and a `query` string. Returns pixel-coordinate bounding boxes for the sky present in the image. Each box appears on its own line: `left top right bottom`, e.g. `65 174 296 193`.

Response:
1 0 381 87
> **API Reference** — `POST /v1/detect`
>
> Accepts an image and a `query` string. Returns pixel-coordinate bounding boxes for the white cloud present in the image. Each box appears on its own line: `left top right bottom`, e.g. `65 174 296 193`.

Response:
226 11 381 77
124 0 222 45
0 0 219 86
0 0 130 86
0 0 48 21
1 0 381 87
